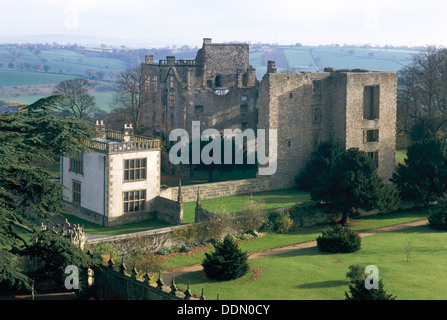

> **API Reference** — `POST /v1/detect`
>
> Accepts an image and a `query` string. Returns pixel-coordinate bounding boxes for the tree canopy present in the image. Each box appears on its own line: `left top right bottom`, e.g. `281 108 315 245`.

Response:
391 138 447 206
0 96 98 292
397 46 447 144
311 148 388 224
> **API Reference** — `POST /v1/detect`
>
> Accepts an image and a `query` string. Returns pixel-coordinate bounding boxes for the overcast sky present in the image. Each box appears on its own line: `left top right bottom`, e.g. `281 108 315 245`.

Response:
1 0 446 48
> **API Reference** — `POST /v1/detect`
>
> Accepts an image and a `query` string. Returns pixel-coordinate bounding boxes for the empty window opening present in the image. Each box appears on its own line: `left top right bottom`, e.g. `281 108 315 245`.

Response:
215 75 221 87
240 104 248 115
367 151 379 168
363 86 380 120
363 130 379 143
195 105 204 114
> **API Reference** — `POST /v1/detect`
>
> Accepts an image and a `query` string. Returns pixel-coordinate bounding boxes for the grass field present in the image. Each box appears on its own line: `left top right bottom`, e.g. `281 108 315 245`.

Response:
162 208 430 271
1 91 116 113
181 188 311 224
0 68 76 86
173 217 444 300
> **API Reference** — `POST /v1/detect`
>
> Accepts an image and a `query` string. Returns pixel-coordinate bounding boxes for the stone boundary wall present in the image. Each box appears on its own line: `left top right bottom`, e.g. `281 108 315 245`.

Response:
154 196 183 224
86 200 421 256
85 225 187 255
161 177 274 202
93 264 201 300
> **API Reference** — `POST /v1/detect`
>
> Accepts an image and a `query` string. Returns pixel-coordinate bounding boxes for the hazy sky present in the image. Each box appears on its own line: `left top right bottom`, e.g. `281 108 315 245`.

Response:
1 0 446 48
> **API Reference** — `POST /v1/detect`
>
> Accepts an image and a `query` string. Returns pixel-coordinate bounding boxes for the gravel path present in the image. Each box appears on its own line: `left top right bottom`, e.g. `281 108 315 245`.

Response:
161 219 428 284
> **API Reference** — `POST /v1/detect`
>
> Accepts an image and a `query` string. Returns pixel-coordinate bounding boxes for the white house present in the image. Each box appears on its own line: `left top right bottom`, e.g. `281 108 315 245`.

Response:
61 121 162 226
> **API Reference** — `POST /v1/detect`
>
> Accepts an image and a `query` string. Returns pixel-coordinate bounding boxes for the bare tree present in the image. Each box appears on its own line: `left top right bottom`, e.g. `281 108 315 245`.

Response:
397 46 447 143
54 78 97 120
112 65 150 135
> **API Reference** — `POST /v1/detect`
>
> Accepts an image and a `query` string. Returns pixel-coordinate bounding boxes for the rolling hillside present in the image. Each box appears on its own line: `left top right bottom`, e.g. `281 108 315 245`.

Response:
0 43 418 111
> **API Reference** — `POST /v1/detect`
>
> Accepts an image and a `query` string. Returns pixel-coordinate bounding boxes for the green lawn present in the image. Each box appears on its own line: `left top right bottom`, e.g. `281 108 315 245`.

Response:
174 221 444 300
182 188 311 224
162 208 430 271
396 149 407 164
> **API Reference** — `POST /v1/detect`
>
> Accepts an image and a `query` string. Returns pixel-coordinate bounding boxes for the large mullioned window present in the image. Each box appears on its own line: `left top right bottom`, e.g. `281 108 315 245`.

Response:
123 190 146 213
124 158 147 182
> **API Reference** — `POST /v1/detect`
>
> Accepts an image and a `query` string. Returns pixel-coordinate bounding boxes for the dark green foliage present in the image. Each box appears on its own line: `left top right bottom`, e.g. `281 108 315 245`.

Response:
296 141 341 191
345 277 396 300
311 148 388 224
0 96 97 292
346 264 366 282
316 225 361 253
260 210 293 233
428 198 447 230
202 236 249 281
391 139 447 206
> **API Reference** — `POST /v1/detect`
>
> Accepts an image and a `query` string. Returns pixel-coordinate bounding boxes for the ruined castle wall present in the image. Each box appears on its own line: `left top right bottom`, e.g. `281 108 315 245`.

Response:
257 72 333 189
344 72 397 182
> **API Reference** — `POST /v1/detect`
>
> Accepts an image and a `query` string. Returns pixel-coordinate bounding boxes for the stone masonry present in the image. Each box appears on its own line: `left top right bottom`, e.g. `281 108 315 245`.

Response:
141 39 397 191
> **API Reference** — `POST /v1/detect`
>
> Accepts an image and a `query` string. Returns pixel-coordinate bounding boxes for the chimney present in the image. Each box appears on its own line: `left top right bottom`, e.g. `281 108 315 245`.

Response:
166 56 175 66
203 38 212 45
267 61 277 73
145 54 154 64
122 123 134 142
95 120 105 132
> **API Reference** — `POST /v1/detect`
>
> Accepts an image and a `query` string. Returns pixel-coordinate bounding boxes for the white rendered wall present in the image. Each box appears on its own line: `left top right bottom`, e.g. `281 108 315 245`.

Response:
107 150 161 218
61 151 107 216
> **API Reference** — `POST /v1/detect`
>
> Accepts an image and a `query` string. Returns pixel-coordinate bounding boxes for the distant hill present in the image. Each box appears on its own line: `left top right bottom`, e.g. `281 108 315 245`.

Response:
0 42 419 111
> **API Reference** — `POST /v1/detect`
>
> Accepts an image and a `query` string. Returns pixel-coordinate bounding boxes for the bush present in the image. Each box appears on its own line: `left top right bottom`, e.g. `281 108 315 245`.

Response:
346 264 366 282
345 278 396 300
261 211 293 234
428 210 447 231
288 201 319 227
316 225 361 253
202 235 249 281
235 197 267 233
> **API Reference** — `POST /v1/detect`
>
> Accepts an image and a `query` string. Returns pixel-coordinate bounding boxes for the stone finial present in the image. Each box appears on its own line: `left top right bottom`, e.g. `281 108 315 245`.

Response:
108 254 114 268
196 186 201 208
178 180 183 203
143 272 151 285
200 288 206 300
156 272 164 289
184 281 192 300
170 278 178 295
119 258 126 274
131 263 138 279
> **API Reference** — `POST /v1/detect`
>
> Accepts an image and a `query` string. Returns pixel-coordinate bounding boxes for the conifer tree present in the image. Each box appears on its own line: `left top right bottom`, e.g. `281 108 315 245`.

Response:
345 277 396 300
202 235 249 281
0 96 99 293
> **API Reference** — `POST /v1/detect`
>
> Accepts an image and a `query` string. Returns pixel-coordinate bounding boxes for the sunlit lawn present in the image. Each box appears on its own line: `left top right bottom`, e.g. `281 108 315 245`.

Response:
182 188 311 224
162 208 430 271
174 223 446 300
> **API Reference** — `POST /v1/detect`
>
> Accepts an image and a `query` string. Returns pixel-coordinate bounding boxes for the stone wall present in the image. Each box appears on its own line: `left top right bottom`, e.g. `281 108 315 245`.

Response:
92 263 202 300
161 177 273 203
86 225 187 255
154 196 183 224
